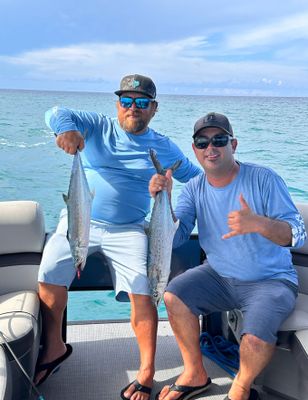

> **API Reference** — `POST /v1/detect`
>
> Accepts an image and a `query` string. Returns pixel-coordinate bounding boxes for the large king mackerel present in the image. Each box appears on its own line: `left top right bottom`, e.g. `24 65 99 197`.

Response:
147 149 181 306
63 150 93 279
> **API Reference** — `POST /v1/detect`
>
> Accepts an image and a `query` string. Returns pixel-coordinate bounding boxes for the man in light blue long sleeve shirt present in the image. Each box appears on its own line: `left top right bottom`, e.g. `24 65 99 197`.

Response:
150 112 306 400
35 74 201 399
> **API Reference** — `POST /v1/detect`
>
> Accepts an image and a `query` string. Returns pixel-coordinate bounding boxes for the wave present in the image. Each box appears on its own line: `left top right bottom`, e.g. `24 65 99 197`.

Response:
289 186 308 201
0 139 49 148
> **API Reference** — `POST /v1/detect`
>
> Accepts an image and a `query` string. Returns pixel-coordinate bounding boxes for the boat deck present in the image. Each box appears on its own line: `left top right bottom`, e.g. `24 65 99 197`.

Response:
32 320 282 400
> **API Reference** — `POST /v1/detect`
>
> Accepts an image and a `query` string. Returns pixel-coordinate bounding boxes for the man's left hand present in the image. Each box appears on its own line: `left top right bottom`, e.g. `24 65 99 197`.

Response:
222 194 259 239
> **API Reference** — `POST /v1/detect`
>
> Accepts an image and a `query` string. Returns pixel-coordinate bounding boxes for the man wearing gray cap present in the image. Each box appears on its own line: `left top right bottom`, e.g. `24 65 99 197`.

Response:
150 112 306 400
35 74 201 399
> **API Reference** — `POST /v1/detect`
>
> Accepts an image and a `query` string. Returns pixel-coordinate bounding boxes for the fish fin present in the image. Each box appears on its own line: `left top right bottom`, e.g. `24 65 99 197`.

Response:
174 218 180 229
62 193 69 204
149 148 164 174
149 148 182 176
170 159 182 173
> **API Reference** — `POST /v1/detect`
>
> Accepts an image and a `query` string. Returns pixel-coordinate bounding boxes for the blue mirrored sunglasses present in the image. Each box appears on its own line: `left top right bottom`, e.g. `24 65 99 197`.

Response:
194 133 233 149
119 96 154 109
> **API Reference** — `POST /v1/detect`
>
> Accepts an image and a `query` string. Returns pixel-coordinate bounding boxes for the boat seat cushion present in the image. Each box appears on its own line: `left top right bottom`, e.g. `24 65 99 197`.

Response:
0 345 11 400
0 291 40 359
0 201 45 255
279 293 308 331
292 330 308 363
0 201 45 296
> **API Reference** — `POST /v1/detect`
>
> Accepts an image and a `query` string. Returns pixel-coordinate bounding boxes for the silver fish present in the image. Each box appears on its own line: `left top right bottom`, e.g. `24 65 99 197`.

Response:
147 149 181 306
63 151 93 279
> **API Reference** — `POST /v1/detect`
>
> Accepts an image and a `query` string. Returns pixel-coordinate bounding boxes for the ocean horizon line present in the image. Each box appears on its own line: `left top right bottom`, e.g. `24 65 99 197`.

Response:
0 87 307 100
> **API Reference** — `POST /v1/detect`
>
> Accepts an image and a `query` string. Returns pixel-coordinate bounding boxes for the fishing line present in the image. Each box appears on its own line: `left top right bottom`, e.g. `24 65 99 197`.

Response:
0 331 45 400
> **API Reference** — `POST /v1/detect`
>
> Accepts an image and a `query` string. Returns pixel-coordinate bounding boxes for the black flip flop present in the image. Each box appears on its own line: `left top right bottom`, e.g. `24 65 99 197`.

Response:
155 377 211 400
35 343 73 387
121 379 152 400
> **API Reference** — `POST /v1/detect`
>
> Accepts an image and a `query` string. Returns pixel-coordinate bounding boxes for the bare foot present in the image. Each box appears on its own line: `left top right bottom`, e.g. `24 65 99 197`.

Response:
227 375 250 400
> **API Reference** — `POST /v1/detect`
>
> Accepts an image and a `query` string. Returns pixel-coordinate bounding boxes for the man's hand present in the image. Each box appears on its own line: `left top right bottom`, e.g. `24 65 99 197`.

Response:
149 169 173 198
56 130 85 154
222 194 259 239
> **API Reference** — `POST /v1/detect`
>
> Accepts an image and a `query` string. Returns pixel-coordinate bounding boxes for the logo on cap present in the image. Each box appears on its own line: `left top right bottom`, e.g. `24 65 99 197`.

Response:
133 80 140 88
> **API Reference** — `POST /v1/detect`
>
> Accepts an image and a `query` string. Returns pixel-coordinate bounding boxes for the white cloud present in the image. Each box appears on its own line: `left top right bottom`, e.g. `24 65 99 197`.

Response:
0 37 208 79
262 78 272 85
0 36 307 96
227 12 308 49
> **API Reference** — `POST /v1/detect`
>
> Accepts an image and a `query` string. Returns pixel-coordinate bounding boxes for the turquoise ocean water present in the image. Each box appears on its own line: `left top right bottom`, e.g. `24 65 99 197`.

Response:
1 89 308 321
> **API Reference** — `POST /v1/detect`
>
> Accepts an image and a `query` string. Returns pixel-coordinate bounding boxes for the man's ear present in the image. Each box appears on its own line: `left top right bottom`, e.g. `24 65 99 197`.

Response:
231 138 238 153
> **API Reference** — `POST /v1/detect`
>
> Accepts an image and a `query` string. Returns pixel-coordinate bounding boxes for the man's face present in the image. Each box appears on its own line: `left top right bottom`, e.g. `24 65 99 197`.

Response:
116 92 157 135
192 127 237 175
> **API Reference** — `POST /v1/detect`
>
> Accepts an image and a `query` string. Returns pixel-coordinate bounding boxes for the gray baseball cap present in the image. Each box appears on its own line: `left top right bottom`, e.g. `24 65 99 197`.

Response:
193 112 233 137
114 74 157 99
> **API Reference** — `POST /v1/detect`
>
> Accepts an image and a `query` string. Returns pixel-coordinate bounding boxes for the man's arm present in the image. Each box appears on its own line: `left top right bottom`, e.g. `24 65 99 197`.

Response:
45 106 98 154
222 194 296 246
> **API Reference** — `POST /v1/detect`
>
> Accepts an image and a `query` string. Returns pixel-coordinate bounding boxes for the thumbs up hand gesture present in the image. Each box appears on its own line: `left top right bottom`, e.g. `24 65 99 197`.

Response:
222 194 258 239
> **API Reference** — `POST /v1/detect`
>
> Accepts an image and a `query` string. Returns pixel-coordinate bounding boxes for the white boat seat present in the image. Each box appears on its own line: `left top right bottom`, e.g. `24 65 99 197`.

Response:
0 291 40 358
0 345 12 400
279 293 308 332
0 201 45 400
0 201 45 255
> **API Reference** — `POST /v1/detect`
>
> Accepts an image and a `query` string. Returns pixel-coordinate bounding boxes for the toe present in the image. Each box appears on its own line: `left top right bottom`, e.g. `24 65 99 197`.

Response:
156 385 171 400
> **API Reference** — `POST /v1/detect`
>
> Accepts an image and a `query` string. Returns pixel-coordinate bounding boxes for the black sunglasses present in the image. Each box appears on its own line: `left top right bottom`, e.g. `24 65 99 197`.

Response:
119 96 154 109
194 133 233 149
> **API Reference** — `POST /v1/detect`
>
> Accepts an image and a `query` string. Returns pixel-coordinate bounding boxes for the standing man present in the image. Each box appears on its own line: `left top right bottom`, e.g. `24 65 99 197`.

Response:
35 74 201 400
149 112 307 400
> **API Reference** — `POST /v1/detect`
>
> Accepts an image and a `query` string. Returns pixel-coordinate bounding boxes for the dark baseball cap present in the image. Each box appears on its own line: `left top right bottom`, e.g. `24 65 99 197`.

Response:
114 74 157 99
193 112 233 137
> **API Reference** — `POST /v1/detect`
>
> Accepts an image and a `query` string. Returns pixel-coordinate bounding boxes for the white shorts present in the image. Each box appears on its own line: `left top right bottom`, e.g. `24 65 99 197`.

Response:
38 209 150 301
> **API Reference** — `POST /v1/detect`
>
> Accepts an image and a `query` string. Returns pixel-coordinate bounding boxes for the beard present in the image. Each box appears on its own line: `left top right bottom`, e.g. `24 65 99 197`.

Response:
121 115 147 134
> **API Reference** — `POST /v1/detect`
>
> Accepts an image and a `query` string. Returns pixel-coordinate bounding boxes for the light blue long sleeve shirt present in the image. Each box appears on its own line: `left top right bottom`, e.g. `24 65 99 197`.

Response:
173 162 307 284
46 106 201 224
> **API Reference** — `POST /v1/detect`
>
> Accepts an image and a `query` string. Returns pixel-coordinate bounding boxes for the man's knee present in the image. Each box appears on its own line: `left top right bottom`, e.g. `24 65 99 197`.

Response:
241 333 272 351
164 291 184 314
38 282 68 310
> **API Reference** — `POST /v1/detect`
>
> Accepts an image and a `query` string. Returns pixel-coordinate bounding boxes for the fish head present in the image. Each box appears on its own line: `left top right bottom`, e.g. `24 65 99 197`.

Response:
151 288 162 308
72 246 88 272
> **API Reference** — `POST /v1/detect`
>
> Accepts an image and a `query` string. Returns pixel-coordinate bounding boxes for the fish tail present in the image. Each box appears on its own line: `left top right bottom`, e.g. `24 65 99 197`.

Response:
149 148 164 174
170 159 182 173
62 193 69 204
149 148 182 176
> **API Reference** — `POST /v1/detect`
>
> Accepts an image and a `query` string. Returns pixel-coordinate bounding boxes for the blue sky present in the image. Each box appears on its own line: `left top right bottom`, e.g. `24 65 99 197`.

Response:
1 0 308 96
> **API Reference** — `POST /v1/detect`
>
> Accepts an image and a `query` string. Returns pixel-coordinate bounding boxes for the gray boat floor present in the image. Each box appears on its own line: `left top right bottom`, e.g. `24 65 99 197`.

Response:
35 320 282 400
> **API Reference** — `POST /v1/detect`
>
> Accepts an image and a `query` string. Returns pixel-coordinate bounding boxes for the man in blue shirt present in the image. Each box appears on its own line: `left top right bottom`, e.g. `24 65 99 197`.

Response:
150 112 307 400
35 74 201 400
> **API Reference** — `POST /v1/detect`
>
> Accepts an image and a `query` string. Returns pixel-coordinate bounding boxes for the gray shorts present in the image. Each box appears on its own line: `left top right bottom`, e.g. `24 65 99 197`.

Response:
38 209 150 301
166 262 298 344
